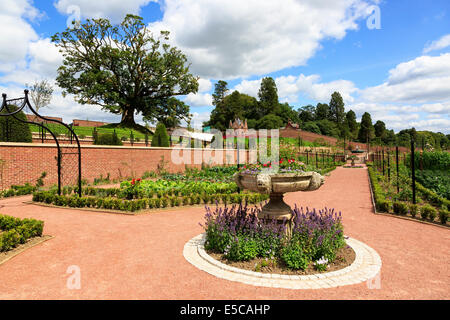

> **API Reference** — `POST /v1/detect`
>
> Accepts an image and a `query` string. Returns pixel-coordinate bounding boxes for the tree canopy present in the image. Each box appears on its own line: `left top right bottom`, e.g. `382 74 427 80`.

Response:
329 91 345 125
52 14 198 132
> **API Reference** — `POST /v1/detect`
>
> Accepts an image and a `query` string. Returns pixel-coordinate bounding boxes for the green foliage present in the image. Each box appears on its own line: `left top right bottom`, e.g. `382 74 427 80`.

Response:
151 123 170 147
328 91 345 125
255 114 284 129
420 204 435 220
94 132 123 145
302 121 321 134
409 204 418 217
146 97 191 128
258 77 279 116
439 208 449 224
0 214 44 252
0 183 36 198
281 242 309 270
358 112 374 143
393 201 408 215
223 236 258 261
0 105 32 142
415 169 450 200
407 151 450 171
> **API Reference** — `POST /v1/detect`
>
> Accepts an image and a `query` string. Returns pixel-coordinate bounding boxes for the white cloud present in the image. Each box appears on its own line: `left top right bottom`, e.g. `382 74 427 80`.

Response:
421 102 450 114
423 34 450 53
197 78 212 93
190 111 211 129
233 74 358 105
54 0 156 23
184 92 212 107
360 53 450 104
387 53 450 85
0 0 39 72
150 0 376 79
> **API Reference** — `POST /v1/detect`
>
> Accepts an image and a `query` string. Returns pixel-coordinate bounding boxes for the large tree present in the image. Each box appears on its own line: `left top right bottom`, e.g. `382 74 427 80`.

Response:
374 120 386 138
345 109 358 138
145 97 191 128
298 105 315 123
258 77 279 116
358 112 374 143
26 79 53 112
212 80 229 107
52 14 198 131
207 90 257 131
315 103 330 121
329 91 345 126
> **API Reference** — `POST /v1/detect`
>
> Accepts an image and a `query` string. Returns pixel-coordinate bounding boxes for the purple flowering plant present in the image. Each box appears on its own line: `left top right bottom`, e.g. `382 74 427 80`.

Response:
201 202 345 269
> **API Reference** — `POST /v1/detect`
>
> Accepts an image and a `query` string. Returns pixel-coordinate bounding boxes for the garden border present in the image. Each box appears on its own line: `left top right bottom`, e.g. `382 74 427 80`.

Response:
183 233 381 289
366 166 450 229
0 235 53 266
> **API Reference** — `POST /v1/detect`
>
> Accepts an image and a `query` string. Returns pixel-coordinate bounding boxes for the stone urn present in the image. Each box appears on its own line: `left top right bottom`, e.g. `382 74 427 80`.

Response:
235 171 325 221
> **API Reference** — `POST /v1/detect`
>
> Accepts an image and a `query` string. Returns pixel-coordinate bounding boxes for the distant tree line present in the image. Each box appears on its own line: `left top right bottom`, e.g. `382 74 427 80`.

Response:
204 78 450 150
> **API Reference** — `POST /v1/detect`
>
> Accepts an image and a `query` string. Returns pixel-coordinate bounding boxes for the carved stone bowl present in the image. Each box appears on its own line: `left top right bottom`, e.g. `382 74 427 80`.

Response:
235 171 325 221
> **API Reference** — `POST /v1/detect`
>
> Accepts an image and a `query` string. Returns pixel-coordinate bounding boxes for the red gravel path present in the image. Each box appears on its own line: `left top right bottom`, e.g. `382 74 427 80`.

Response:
0 167 448 299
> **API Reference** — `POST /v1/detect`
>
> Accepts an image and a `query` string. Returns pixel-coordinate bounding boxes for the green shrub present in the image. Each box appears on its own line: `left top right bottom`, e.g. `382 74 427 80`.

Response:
223 236 258 262
428 206 437 221
409 204 418 218
420 204 435 220
151 123 170 147
0 105 32 142
376 199 391 213
439 209 449 224
393 201 408 215
94 132 123 146
281 241 310 270
0 214 44 252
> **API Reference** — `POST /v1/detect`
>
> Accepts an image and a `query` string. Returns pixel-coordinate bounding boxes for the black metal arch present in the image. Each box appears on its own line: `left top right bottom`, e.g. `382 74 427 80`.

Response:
0 90 82 196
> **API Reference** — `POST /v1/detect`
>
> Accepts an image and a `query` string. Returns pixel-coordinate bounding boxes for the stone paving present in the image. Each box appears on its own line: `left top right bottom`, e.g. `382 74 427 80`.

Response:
0 166 448 299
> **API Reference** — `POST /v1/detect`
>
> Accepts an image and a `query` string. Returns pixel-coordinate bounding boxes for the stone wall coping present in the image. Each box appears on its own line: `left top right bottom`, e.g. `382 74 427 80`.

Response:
0 141 251 152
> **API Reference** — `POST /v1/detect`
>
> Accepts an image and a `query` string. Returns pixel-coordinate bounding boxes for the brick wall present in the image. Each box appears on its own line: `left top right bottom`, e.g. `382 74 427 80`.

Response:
26 114 63 122
0 142 254 190
72 119 109 127
280 128 409 153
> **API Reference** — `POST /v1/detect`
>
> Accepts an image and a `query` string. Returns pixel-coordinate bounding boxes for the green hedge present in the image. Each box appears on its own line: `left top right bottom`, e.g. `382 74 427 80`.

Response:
0 105 32 142
0 214 44 252
0 183 36 198
32 191 269 212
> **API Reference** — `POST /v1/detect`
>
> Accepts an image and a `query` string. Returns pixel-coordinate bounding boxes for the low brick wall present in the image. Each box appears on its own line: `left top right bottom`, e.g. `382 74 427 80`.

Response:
0 143 255 190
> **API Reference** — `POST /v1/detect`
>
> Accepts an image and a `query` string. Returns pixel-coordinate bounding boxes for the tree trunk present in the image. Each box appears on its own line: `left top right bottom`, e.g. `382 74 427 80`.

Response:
120 107 136 126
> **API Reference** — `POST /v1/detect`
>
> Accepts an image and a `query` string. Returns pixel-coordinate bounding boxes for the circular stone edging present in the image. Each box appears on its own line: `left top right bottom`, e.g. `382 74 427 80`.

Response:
183 233 382 289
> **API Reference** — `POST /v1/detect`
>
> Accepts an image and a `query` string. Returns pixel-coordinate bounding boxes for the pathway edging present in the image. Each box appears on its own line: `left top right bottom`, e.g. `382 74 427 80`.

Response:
183 233 382 289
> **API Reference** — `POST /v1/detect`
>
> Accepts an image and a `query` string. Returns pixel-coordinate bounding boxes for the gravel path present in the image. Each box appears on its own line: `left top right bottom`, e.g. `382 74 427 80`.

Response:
0 166 448 299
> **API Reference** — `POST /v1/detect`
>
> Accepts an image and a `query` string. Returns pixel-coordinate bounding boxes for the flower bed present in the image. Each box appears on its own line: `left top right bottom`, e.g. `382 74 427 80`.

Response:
0 214 44 252
201 203 348 272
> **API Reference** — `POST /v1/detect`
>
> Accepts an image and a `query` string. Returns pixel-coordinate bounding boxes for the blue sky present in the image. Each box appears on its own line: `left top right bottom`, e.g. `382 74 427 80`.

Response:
0 0 449 133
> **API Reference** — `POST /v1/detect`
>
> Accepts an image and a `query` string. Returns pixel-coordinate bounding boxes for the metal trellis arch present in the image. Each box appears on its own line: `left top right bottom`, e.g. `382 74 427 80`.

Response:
0 90 82 196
